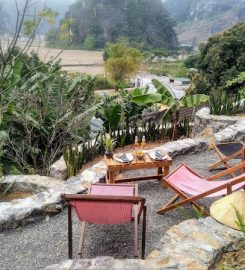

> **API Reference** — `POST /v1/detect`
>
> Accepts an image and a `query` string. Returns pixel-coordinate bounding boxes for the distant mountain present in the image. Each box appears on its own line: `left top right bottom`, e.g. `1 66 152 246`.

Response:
165 0 245 48
53 0 177 50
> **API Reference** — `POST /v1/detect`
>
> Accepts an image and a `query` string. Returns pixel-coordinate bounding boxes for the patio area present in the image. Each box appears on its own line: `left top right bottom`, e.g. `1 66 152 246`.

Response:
0 149 237 270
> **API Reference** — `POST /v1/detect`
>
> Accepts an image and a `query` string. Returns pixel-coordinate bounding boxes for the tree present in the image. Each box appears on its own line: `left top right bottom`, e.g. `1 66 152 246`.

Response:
4 54 98 174
105 43 142 88
196 23 245 94
0 0 59 95
0 0 100 175
226 72 245 94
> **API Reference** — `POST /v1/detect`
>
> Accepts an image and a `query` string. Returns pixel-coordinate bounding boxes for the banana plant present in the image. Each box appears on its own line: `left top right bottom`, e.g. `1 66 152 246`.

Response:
132 79 209 139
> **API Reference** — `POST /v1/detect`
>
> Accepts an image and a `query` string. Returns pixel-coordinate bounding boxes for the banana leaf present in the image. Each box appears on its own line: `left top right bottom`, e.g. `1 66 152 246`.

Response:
131 88 146 97
152 79 175 99
180 94 209 108
160 95 177 107
131 93 162 105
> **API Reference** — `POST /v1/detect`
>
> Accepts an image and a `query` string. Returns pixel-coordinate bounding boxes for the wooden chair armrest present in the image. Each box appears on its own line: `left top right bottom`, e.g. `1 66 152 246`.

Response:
208 161 245 180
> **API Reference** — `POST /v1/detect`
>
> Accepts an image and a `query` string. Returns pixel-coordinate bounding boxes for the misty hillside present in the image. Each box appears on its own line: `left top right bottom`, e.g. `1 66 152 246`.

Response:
0 0 75 33
47 0 177 50
165 0 245 47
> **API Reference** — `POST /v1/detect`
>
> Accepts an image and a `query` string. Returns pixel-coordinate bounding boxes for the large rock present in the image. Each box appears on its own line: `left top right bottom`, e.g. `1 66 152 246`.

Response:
193 107 245 143
44 217 244 270
0 175 86 231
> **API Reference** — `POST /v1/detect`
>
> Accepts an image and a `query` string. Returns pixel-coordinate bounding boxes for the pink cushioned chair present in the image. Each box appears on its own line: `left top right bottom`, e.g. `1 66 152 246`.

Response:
62 183 146 259
158 162 245 215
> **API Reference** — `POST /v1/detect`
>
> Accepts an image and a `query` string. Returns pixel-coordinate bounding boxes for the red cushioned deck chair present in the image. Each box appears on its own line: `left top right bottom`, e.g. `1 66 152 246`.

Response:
62 183 146 259
209 141 245 177
157 162 245 215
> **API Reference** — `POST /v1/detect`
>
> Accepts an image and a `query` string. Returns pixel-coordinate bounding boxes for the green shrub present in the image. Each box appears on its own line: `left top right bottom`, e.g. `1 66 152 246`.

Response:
184 54 200 69
1 51 99 175
149 61 189 78
105 42 142 85
210 91 245 115
94 75 115 90
83 35 95 50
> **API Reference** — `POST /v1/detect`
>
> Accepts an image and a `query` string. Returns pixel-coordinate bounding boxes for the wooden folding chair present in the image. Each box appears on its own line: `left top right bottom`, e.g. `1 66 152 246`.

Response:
209 141 245 177
157 162 245 215
62 183 146 259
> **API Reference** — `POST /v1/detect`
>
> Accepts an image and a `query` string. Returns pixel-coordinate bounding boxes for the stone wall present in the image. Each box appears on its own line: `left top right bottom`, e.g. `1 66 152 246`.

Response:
192 107 245 143
44 217 245 270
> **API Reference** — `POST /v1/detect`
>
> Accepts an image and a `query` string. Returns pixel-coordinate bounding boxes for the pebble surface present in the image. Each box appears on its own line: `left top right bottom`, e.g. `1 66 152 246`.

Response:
0 149 240 270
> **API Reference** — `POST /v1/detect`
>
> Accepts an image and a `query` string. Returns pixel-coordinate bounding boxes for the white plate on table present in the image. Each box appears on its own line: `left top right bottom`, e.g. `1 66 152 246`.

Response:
114 153 134 163
149 151 168 161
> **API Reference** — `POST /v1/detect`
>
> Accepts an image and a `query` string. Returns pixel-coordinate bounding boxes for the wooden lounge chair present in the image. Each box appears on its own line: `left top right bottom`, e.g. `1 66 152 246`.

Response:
157 162 245 215
62 183 146 259
209 141 245 176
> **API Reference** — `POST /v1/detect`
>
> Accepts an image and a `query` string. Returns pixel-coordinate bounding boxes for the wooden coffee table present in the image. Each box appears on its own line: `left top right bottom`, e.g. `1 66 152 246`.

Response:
105 153 172 188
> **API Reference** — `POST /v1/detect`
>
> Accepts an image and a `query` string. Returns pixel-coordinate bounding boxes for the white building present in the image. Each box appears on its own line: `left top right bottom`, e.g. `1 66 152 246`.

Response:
135 75 190 99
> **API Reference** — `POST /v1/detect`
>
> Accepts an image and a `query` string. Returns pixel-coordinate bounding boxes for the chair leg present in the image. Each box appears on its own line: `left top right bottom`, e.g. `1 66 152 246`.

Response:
158 194 179 213
157 197 207 215
209 159 227 171
77 221 86 259
134 204 139 257
141 206 147 260
68 205 73 259
209 159 237 177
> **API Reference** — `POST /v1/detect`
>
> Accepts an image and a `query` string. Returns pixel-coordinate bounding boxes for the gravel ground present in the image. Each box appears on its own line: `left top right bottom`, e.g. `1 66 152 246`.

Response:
0 149 240 270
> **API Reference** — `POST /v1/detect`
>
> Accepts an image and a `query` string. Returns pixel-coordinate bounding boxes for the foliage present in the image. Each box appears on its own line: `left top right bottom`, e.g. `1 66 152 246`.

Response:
188 72 212 95
184 54 200 69
0 1 102 176
132 79 209 109
149 61 189 78
94 75 115 90
226 72 245 94
68 83 202 171
23 8 58 36
210 91 245 116
195 23 245 94
83 35 95 50
152 48 169 57
103 137 116 152
177 205 205 220
132 79 209 139
45 0 178 50
1 51 99 175
97 89 143 134
63 135 104 177
232 205 245 236
63 144 83 178
192 206 205 219
105 43 142 85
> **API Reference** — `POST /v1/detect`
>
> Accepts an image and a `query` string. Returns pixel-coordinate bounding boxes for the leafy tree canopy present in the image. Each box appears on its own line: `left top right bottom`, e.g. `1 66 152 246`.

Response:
193 23 245 94
105 42 142 85
46 0 178 50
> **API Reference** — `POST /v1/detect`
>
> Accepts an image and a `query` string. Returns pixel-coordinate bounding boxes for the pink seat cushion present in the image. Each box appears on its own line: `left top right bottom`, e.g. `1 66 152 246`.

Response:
71 185 135 224
167 164 245 197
